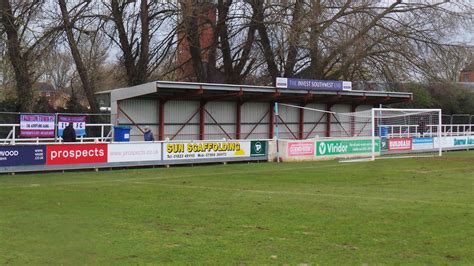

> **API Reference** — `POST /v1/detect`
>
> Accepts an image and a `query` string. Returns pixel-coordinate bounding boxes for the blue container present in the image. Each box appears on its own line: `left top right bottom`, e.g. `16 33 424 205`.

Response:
379 126 388 137
114 126 131 142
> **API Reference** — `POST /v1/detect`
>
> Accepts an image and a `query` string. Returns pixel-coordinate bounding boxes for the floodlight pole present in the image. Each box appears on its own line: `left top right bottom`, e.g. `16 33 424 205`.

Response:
275 102 280 163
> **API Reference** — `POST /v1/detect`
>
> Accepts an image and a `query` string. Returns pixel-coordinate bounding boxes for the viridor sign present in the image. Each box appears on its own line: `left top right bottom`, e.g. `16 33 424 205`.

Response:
316 139 380 156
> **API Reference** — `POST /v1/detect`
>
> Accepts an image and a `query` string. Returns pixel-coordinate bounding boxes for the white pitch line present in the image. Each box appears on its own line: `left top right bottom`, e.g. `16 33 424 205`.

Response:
130 181 472 207
0 163 346 189
401 167 474 175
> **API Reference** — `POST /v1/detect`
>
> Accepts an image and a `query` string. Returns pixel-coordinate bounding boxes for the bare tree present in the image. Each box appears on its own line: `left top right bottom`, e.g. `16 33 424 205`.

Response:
245 0 473 84
102 0 177 86
215 0 260 84
177 0 263 84
41 48 74 91
2 0 472 108
0 0 58 111
57 0 100 113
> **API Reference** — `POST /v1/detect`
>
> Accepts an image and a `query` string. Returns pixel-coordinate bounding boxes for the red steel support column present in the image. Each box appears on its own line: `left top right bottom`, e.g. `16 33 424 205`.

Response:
269 102 274 139
236 102 242 139
199 101 206 140
325 104 332 137
299 105 305 139
159 99 166 140
350 104 357 137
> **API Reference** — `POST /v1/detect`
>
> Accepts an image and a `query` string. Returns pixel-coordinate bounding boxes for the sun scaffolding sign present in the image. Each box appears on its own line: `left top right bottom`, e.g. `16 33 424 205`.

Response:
316 139 380 156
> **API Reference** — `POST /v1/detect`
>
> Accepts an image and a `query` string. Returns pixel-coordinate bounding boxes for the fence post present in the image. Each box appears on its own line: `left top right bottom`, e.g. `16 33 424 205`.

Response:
12 125 16 145
54 113 58 142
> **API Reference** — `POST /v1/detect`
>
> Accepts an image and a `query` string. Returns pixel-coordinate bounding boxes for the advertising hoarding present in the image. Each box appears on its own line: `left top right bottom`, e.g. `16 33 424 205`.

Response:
412 137 434 150
434 136 474 149
0 146 46 167
57 115 87 137
20 114 55 137
288 142 315 156
250 141 267 157
163 141 251 161
316 139 380 156
108 143 161 163
452 136 474 146
388 138 412 151
46 144 107 165
276 77 352 91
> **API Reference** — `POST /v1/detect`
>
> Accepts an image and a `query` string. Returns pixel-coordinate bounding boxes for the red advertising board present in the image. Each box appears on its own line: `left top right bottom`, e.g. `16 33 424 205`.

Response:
46 144 107 165
388 138 412 151
288 142 315 156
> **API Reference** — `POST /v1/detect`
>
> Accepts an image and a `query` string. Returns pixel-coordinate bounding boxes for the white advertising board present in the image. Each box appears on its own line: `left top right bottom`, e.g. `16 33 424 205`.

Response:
434 136 474 149
163 141 250 161
108 143 162 163
411 137 434 151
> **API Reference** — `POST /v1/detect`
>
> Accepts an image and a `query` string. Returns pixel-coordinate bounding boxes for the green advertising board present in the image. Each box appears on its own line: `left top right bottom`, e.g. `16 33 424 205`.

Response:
315 139 380 156
250 141 267 157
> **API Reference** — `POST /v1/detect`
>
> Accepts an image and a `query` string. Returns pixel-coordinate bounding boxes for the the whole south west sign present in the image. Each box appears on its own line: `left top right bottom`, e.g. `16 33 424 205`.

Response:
276 77 352 91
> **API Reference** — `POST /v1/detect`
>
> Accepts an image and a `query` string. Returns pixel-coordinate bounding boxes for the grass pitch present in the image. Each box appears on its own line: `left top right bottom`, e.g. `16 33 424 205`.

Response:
0 151 473 264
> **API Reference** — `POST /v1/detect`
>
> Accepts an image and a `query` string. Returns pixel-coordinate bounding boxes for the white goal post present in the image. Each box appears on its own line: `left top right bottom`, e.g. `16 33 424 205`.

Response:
275 103 442 161
370 108 442 161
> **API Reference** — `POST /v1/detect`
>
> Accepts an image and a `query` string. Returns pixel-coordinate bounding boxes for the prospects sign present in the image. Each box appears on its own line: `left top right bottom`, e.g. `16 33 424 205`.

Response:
0 146 46 167
164 141 250 161
57 115 86 137
388 138 412 151
46 144 107 165
108 143 161 163
316 139 380 156
276 77 352 91
288 142 314 156
20 114 55 137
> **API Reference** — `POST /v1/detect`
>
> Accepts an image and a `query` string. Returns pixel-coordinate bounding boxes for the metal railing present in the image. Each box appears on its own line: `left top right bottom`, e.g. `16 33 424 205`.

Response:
0 123 114 145
427 124 474 137
380 124 420 138
376 124 474 138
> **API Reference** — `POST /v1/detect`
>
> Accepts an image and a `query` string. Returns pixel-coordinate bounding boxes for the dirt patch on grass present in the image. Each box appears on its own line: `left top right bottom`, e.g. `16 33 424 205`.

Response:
445 254 460 261
401 169 432 174
241 225 270 231
335 243 358 251
427 157 474 163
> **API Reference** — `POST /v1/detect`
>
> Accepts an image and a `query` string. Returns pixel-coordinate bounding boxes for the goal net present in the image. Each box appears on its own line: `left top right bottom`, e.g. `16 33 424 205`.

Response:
276 104 442 161
370 108 442 160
